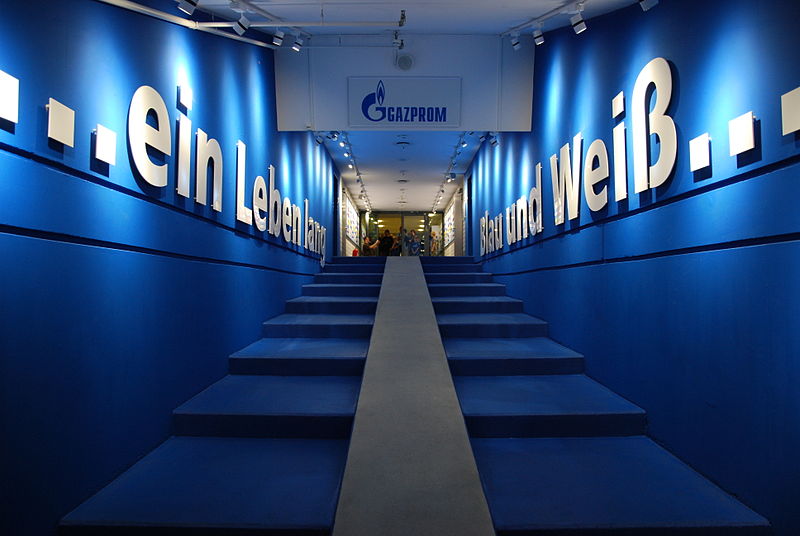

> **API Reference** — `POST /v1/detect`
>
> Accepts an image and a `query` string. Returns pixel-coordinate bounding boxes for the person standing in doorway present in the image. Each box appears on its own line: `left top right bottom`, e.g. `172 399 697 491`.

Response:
400 228 409 256
362 235 378 256
378 229 394 256
430 230 441 256
390 229 401 256
408 229 421 256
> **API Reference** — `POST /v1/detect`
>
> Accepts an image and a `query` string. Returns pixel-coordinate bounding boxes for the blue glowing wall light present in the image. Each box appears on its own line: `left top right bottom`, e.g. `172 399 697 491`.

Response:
0 0 334 258
470 0 800 257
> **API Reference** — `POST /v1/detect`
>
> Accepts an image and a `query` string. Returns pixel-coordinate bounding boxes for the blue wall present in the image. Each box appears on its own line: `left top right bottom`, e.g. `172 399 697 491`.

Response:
0 2 336 535
469 0 800 534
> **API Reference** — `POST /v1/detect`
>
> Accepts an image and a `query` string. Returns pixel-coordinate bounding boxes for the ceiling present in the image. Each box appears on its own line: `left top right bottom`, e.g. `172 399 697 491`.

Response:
322 130 483 213
199 0 635 36
196 0 636 211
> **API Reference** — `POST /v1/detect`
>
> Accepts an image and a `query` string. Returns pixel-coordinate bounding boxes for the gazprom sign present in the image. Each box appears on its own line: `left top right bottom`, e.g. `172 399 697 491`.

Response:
348 77 461 129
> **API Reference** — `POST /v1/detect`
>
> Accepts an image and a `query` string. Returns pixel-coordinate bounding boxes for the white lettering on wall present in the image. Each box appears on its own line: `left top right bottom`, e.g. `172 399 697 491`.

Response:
584 139 609 212
632 57 677 192
128 85 171 187
195 128 223 211
550 133 583 225
0 67 329 260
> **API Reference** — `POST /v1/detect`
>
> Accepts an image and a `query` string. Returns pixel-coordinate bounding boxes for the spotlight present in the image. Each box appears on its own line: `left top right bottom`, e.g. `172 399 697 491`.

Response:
510 33 521 51
177 0 197 15
479 134 487 143
348 163 354 169
327 131 339 141
233 14 251 35
339 141 346 148
570 13 587 34
343 152 350 158
533 28 545 46
638 0 658 11
460 140 468 148
272 30 285 46
314 135 324 145
292 37 304 52
489 135 499 147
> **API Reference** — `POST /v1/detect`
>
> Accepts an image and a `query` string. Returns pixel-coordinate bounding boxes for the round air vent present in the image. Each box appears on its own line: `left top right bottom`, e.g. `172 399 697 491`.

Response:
396 54 414 71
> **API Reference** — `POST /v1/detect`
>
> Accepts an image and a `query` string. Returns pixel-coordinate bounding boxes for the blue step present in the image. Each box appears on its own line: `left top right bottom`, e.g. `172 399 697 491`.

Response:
303 283 381 297
445 337 584 375
423 263 484 273
426 272 493 284
324 263 386 273
420 256 476 263
230 338 367 376
329 256 386 264
471 436 770 535
262 314 374 338
315 272 383 284
173 375 361 439
60 436 349 535
286 296 379 314
427 283 507 297
455 375 646 437
432 296 524 314
437 313 548 338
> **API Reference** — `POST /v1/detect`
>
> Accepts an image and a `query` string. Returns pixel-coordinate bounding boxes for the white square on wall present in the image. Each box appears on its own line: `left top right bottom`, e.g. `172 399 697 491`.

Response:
0 69 20 124
612 91 624 118
47 98 75 147
689 133 711 172
728 111 755 157
781 86 800 136
95 124 117 165
179 83 193 111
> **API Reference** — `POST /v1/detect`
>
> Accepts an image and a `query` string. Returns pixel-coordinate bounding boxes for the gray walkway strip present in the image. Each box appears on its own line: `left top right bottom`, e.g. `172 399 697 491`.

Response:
332 257 495 536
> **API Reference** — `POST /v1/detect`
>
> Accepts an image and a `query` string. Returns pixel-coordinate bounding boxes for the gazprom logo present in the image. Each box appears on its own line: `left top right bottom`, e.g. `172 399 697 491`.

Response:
360 80 447 124
377 80 386 106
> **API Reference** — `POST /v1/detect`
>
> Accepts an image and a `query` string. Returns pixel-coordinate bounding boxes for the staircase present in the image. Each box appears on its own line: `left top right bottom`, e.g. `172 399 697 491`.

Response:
421 256 770 536
60 256 385 535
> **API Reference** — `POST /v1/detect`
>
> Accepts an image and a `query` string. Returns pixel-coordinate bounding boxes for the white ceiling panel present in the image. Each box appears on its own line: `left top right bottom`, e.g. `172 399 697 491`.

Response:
192 0 637 210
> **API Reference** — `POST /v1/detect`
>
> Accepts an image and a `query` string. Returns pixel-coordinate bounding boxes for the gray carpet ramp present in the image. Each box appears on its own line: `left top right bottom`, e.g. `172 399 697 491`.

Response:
333 256 495 536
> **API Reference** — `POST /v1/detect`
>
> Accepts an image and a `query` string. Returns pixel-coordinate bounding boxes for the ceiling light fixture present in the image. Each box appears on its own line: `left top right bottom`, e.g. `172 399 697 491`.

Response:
510 32 522 51
638 0 659 11
533 24 545 46
570 3 587 34
177 0 198 16
272 30 285 46
340 132 371 211
292 36 303 52
234 14 251 35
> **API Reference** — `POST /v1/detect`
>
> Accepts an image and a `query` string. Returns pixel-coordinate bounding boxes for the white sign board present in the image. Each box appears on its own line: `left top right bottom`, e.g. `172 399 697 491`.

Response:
348 77 461 128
